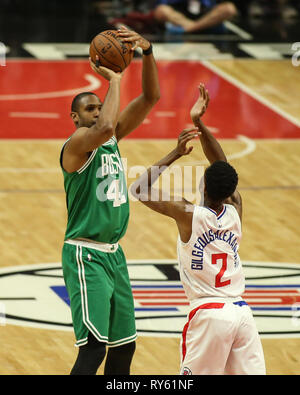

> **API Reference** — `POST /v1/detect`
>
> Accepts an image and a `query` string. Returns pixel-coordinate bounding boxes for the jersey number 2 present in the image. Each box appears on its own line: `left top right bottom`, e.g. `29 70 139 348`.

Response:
212 253 231 288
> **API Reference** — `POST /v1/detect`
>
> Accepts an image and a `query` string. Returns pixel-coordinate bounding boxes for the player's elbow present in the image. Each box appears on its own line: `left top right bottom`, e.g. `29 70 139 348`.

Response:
144 89 161 106
95 123 114 141
152 88 161 103
153 93 161 104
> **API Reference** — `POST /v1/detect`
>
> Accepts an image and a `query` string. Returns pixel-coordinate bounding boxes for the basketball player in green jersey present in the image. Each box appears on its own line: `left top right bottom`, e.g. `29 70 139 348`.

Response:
60 27 160 375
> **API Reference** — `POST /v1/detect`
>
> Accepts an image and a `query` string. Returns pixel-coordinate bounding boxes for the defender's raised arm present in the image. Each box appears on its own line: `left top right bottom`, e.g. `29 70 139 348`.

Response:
191 83 226 164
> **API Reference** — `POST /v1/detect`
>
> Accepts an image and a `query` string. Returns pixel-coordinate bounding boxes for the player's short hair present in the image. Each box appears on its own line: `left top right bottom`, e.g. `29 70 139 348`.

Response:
204 161 238 203
71 92 98 112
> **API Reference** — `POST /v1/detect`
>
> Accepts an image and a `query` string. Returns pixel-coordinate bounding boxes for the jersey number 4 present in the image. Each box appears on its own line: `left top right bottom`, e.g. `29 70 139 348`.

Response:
107 179 127 207
212 253 231 288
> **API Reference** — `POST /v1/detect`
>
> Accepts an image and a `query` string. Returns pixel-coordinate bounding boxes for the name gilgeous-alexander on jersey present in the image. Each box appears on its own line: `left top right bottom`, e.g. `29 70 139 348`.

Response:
177 204 245 302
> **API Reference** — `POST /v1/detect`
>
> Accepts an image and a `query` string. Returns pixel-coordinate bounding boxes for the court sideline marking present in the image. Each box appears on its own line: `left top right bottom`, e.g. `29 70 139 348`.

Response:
202 60 300 129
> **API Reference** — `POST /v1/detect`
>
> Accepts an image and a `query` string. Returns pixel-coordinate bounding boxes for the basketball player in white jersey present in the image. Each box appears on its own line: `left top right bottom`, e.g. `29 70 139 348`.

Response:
130 84 266 375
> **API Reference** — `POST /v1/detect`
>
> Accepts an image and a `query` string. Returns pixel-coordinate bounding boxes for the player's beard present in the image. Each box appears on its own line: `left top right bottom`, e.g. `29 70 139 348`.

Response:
81 119 96 128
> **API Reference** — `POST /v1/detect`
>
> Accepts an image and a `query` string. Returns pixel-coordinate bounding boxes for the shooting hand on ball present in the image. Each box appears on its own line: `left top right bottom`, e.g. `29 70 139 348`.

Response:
89 56 123 81
117 25 151 52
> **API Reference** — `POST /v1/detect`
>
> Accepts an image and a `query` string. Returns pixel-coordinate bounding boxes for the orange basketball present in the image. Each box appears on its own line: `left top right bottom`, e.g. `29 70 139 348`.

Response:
89 30 134 73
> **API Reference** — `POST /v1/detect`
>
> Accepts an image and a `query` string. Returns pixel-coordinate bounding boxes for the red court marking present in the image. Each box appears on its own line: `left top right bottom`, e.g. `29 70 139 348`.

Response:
244 290 299 294
132 290 185 293
134 296 187 299
133 288 300 307
141 302 190 306
0 60 299 139
139 296 300 306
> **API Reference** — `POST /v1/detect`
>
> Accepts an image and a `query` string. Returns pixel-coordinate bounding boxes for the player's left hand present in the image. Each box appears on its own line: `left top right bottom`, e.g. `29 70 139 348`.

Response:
190 83 210 127
176 128 200 156
117 25 151 51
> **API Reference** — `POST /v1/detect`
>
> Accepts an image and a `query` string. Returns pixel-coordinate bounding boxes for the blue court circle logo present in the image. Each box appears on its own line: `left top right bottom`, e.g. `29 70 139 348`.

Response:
0 260 300 338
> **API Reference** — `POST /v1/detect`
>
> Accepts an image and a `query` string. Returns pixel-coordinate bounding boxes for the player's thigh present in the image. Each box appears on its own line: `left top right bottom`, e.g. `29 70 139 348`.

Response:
180 306 234 375
225 306 266 375
108 247 136 346
62 243 114 342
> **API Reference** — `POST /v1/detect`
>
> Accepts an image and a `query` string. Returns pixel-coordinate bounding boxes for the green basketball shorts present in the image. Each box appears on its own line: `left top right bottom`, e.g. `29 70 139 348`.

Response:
62 239 137 347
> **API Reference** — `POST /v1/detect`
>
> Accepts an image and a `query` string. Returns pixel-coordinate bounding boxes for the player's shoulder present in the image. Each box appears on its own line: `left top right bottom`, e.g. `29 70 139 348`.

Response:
61 128 86 150
223 203 242 229
69 127 89 142
196 204 236 220
224 203 238 215
224 190 242 220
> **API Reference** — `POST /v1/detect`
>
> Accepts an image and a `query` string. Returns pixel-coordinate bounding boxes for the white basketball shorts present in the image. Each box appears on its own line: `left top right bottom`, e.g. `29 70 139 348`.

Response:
180 300 266 375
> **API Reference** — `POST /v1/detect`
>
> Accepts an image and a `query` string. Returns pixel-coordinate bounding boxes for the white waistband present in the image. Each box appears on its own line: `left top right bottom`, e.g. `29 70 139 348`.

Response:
65 239 119 253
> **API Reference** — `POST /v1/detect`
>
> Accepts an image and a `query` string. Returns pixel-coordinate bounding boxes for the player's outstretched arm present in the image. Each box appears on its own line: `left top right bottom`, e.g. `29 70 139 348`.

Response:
62 62 122 173
191 84 227 164
130 128 198 242
131 128 197 211
191 84 242 219
114 26 160 142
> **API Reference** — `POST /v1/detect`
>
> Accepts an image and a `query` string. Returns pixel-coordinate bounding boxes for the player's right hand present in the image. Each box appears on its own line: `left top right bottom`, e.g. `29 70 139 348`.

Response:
176 128 200 156
89 56 123 81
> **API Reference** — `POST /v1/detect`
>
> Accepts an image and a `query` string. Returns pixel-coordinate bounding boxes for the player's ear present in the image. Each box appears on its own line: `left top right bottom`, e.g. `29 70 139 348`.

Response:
70 111 79 123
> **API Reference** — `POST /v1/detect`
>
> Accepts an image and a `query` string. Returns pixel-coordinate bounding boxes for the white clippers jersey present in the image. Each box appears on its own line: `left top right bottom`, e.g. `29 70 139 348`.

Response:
177 204 245 302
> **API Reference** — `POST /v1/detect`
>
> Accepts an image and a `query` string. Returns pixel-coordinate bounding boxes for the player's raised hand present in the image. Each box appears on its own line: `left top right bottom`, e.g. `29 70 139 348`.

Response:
176 128 200 156
89 56 123 81
117 25 151 51
190 84 210 127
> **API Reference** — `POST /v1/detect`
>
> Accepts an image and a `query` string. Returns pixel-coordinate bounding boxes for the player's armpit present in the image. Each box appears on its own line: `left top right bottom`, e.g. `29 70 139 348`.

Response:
76 125 114 152
62 126 113 173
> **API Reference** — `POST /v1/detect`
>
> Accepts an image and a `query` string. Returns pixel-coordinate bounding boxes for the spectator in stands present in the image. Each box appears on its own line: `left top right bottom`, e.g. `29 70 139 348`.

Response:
153 0 237 34
248 0 299 18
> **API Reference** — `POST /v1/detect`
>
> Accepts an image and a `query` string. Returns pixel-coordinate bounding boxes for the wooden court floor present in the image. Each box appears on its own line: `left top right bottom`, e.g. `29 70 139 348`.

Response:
0 59 300 375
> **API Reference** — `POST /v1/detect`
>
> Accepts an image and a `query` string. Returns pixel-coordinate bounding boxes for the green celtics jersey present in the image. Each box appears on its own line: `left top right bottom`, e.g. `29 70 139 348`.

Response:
60 135 129 244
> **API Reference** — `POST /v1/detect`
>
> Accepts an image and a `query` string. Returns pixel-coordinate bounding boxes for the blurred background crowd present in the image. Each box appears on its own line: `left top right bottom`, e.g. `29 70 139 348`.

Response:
1 0 299 51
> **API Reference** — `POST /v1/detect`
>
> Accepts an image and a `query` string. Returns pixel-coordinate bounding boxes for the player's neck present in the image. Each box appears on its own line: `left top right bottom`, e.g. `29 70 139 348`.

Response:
204 198 223 215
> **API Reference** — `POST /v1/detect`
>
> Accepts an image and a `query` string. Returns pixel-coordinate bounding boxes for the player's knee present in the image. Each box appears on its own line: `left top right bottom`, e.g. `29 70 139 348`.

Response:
70 338 106 375
93 340 107 361
153 5 174 22
124 340 136 357
111 341 136 358
104 341 136 375
217 2 238 19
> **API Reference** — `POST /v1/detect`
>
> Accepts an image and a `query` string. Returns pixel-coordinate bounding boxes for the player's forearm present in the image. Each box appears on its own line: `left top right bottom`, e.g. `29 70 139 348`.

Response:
141 51 160 104
197 119 227 164
96 77 121 132
131 148 180 199
152 148 181 170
